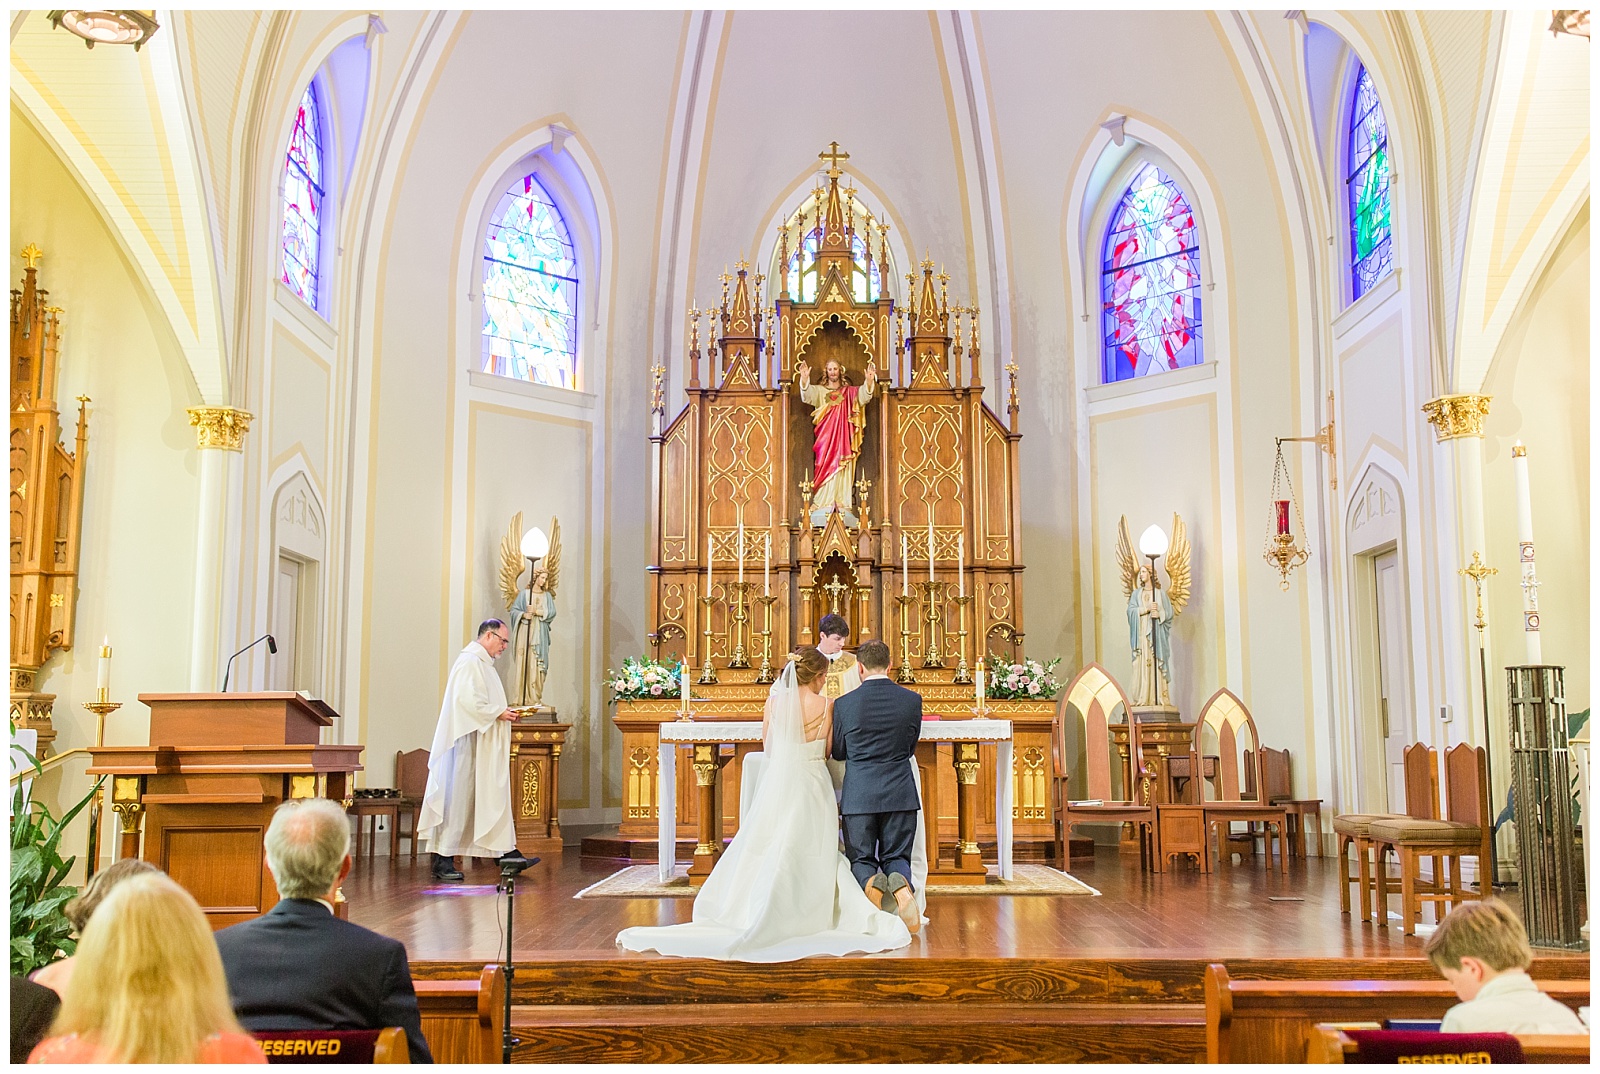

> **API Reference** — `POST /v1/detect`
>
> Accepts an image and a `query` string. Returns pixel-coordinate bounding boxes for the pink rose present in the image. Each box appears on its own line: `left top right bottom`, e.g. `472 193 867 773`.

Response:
650 684 663 695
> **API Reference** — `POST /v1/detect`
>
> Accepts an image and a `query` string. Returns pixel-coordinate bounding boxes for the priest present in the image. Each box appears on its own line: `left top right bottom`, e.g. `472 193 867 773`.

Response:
417 619 532 882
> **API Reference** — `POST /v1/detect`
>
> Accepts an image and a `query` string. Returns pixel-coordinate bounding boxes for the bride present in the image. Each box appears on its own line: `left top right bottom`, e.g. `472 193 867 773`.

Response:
616 647 911 961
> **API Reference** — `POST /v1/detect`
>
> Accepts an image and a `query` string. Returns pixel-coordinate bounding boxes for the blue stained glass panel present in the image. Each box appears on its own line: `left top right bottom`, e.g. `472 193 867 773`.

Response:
1347 64 1393 300
786 229 880 303
281 84 324 308
482 174 578 388
1100 163 1204 383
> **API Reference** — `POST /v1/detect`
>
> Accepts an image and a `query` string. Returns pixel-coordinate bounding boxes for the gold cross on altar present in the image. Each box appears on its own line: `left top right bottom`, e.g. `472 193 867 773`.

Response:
819 141 849 177
821 577 849 614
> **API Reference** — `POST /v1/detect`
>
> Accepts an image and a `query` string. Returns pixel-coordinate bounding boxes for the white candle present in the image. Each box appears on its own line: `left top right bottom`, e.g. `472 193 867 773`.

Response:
1512 442 1542 663
900 533 909 596
97 637 111 695
764 532 771 596
975 658 985 707
958 534 965 598
927 510 935 583
738 522 746 585
680 666 691 710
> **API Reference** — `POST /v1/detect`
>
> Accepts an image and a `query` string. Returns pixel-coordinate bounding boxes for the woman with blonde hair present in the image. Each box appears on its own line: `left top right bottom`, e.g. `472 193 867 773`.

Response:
29 872 266 1063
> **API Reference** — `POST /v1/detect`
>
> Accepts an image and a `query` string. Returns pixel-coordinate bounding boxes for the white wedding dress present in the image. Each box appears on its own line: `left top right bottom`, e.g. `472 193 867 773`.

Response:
616 666 911 962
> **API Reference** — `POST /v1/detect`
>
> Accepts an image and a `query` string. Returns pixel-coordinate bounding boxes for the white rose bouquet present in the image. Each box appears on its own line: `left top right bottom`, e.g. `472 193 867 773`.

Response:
984 654 1063 701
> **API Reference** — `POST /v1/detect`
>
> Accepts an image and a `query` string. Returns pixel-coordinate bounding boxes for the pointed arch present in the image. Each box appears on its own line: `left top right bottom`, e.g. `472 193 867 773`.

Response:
1345 62 1394 301
281 80 327 309
480 170 580 388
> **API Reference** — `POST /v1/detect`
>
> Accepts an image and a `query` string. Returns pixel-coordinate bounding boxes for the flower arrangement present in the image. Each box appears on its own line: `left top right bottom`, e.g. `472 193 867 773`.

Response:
606 656 688 703
984 654 1063 700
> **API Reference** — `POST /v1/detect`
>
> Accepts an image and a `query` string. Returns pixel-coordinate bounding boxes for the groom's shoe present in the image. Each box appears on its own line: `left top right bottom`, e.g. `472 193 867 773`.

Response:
885 873 920 935
431 854 464 882
864 873 889 910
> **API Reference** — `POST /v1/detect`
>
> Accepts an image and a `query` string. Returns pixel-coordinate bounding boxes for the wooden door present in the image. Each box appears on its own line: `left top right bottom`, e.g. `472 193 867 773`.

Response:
1373 549 1411 812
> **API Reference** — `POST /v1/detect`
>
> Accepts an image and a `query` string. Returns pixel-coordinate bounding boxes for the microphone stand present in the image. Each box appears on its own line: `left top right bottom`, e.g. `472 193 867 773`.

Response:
497 857 534 1064
221 635 277 692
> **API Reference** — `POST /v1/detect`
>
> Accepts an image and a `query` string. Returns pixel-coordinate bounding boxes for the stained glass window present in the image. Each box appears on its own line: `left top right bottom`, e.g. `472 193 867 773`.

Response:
787 229 881 304
281 83 325 308
1100 163 1204 383
1347 64 1393 300
481 174 578 388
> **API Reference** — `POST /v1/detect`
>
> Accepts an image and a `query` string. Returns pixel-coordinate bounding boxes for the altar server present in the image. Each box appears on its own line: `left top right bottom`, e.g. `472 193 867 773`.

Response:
417 619 529 881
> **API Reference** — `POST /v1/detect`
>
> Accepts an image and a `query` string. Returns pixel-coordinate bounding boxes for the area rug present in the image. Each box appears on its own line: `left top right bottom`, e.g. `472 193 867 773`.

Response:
574 863 1099 899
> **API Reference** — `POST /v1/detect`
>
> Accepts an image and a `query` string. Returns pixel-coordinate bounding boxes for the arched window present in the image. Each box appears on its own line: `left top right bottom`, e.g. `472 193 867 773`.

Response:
481 173 578 388
281 83 325 308
779 191 888 304
1100 163 1204 383
1346 63 1393 300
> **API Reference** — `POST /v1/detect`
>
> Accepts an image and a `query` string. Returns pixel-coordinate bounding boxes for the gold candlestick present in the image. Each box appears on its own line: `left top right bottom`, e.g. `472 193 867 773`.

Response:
81 698 121 880
754 595 778 684
698 595 720 684
951 595 973 684
918 579 948 668
726 580 755 668
895 593 919 684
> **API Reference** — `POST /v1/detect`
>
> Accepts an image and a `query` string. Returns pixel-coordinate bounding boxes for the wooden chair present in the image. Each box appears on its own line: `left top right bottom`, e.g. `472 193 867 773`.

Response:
252 1027 409 1063
1369 743 1491 935
1051 664 1155 869
394 748 429 863
1192 690 1287 872
1258 746 1324 858
1332 741 1436 920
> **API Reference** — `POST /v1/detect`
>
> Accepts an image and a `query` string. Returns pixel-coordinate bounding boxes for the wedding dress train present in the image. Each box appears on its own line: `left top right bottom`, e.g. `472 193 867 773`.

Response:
616 667 911 962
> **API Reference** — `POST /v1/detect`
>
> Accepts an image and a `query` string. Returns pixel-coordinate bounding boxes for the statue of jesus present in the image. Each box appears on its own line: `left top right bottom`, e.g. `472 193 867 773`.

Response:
796 357 877 523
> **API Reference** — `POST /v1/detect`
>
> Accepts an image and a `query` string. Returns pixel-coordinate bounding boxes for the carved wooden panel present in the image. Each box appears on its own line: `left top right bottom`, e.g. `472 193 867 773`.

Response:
979 413 1012 561
706 402 774 528
659 413 696 564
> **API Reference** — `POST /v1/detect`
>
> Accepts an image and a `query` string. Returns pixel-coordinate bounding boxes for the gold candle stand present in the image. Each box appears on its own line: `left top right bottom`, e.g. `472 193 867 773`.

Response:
951 594 973 684
82 695 122 880
698 595 720 684
918 579 949 668
894 593 919 684
726 580 755 668
754 594 778 683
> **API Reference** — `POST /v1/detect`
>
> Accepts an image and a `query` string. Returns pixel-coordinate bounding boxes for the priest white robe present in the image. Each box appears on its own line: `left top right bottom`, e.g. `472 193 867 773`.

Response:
418 640 516 858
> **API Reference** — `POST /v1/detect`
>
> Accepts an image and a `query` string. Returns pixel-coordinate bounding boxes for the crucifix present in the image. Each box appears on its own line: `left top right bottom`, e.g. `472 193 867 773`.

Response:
821 576 849 615
1459 550 1501 884
819 141 849 177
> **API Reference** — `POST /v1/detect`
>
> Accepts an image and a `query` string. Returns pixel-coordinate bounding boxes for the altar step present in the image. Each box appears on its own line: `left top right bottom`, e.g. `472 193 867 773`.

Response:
508 1001 1203 1063
579 829 1088 861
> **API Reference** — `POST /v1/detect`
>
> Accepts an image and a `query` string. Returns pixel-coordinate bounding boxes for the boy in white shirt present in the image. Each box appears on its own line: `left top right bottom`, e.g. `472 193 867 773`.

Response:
1424 898 1587 1035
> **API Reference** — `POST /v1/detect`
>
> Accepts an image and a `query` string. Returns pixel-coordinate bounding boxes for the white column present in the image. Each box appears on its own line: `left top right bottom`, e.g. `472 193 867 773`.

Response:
186 408 253 691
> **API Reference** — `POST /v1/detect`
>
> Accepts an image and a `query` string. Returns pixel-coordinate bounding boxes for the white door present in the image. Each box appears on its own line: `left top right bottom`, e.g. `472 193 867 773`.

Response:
273 556 301 691
1373 550 1411 811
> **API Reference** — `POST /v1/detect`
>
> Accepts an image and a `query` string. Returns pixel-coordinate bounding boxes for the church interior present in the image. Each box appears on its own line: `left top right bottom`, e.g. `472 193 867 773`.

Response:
9 8 1591 1064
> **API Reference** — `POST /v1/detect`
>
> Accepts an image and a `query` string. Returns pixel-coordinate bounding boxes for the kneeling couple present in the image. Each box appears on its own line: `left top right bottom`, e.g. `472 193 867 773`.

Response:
617 639 923 962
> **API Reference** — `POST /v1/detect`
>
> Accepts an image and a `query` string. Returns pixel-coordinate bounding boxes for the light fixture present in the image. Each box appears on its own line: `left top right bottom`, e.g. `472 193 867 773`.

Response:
520 526 550 561
1549 9 1590 37
1263 440 1310 590
45 10 160 50
1138 524 1169 559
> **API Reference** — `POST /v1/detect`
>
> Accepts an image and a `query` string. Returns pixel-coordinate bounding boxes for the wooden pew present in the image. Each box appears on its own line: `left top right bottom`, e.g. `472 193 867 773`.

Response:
413 964 504 1064
1204 964 1589 1064
1308 1025 1591 1063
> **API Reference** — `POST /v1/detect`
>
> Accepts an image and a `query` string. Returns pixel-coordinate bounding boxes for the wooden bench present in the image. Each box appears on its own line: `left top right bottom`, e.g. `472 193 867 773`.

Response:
1308 1024 1591 1063
413 964 504 1064
1204 964 1590 1063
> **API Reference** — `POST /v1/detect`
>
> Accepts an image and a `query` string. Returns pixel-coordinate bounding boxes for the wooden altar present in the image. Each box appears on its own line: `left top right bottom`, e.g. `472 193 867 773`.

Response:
600 144 1058 863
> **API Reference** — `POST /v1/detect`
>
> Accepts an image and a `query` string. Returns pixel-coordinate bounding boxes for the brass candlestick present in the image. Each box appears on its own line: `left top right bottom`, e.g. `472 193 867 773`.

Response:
895 593 919 684
82 696 121 880
918 579 948 668
754 594 778 684
698 595 720 684
726 580 755 668
951 594 973 684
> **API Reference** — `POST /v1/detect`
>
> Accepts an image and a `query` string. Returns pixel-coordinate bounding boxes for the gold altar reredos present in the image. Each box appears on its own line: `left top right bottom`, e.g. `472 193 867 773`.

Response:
645 146 1027 668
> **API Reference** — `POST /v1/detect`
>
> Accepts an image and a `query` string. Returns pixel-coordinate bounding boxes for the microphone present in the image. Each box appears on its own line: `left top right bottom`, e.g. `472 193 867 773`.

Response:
221 634 278 692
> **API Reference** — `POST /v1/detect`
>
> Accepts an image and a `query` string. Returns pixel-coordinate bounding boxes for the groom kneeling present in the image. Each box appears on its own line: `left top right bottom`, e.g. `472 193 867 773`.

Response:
830 639 923 934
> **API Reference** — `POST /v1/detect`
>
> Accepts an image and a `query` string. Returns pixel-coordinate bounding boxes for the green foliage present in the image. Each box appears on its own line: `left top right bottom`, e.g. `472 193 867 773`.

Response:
9 745 103 977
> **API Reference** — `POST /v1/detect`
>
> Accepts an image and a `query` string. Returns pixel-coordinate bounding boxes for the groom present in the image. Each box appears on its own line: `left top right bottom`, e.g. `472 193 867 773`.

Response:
830 638 923 934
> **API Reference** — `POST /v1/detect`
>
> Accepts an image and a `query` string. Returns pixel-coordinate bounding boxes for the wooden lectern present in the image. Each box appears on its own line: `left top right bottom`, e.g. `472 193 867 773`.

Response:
86 693 362 928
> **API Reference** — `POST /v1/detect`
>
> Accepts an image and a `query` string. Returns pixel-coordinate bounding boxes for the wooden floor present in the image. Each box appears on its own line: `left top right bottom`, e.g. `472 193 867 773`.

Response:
345 844 1569 963
346 847 1587 1062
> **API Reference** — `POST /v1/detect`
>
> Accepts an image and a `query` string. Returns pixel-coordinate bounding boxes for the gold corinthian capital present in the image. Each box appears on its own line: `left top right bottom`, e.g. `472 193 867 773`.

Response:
186 406 254 450
1421 394 1491 441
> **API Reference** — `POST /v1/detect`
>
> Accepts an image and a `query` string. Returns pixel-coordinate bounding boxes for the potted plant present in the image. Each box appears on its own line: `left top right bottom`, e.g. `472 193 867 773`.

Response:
10 732 102 977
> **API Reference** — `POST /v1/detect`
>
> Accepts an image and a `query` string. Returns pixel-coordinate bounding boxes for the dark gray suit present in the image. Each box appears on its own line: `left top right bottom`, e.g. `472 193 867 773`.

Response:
831 676 923 889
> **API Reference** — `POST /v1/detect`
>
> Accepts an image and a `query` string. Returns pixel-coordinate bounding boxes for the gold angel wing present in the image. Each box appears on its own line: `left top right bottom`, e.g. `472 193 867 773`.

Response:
1165 513 1191 614
542 516 562 596
499 511 525 610
1115 515 1138 598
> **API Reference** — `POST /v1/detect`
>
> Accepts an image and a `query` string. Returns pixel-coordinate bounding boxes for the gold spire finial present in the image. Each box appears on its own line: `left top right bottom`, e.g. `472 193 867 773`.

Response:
21 243 42 269
819 141 849 177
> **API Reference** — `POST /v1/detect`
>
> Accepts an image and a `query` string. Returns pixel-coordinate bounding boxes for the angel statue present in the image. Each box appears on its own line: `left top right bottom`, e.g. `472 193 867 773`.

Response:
499 513 561 710
1115 514 1191 710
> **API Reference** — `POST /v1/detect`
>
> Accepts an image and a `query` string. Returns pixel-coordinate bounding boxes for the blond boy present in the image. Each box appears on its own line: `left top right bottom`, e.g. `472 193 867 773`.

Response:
1424 898 1586 1035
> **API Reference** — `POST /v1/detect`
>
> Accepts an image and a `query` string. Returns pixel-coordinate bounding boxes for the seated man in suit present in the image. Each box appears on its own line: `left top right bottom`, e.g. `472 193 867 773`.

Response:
216 798 434 1063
